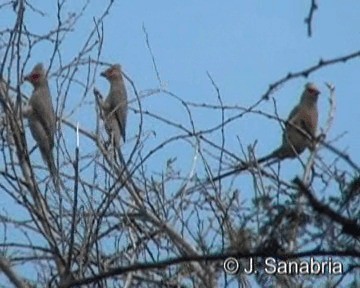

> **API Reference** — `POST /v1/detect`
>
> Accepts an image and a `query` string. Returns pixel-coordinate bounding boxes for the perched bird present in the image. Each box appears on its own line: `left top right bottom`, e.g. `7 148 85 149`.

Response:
260 82 320 162
23 63 57 184
210 83 320 182
99 64 128 149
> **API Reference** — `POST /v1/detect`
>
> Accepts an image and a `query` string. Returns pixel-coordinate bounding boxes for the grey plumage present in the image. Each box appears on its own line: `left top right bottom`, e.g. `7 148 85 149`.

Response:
264 82 320 161
23 63 57 182
100 64 128 149
209 83 320 183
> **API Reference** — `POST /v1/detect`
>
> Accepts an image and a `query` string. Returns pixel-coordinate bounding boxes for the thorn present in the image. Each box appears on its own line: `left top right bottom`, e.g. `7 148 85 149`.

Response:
324 82 334 90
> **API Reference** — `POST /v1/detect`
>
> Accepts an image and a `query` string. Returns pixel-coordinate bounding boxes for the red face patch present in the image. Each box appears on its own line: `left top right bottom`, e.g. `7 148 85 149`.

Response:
307 87 319 95
31 73 40 81
108 68 115 77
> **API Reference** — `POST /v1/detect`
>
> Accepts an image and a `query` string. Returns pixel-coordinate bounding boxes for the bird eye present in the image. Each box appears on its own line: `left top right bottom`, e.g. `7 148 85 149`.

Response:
307 87 318 95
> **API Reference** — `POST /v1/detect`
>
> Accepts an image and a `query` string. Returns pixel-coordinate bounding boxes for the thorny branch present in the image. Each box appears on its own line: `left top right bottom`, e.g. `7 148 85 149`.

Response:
0 2 359 288
305 0 318 37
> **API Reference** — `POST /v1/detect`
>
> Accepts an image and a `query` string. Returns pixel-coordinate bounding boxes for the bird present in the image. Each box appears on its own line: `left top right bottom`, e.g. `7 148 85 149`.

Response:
99 64 128 150
210 83 320 182
23 63 58 186
259 82 320 162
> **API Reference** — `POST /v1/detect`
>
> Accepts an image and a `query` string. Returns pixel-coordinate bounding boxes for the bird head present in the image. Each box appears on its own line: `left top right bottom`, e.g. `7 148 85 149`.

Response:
305 82 320 97
302 82 320 104
23 63 46 87
100 64 122 81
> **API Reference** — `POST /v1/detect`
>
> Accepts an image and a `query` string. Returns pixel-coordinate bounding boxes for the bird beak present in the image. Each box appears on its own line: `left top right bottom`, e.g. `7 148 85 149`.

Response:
22 74 30 84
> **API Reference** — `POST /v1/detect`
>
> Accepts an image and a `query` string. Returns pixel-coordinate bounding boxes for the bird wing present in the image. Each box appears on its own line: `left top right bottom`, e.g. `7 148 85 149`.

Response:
30 89 55 148
111 88 127 142
115 102 127 141
299 118 315 138
282 104 300 141
292 107 317 139
286 104 300 125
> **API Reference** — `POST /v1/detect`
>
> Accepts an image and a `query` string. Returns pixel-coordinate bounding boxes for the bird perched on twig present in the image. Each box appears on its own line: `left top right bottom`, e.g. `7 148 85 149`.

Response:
258 82 320 162
23 63 58 186
98 64 128 150
211 83 320 182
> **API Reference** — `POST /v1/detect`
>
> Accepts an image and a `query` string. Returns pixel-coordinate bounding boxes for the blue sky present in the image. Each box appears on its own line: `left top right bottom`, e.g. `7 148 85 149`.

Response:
1 0 360 286
102 1 360 167
17 0 360 169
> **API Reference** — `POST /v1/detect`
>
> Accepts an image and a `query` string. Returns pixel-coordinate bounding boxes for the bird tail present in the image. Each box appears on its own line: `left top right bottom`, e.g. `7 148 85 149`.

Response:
208 149 280 183
256 148 280 164
116 146 127 167
45 152 62 192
